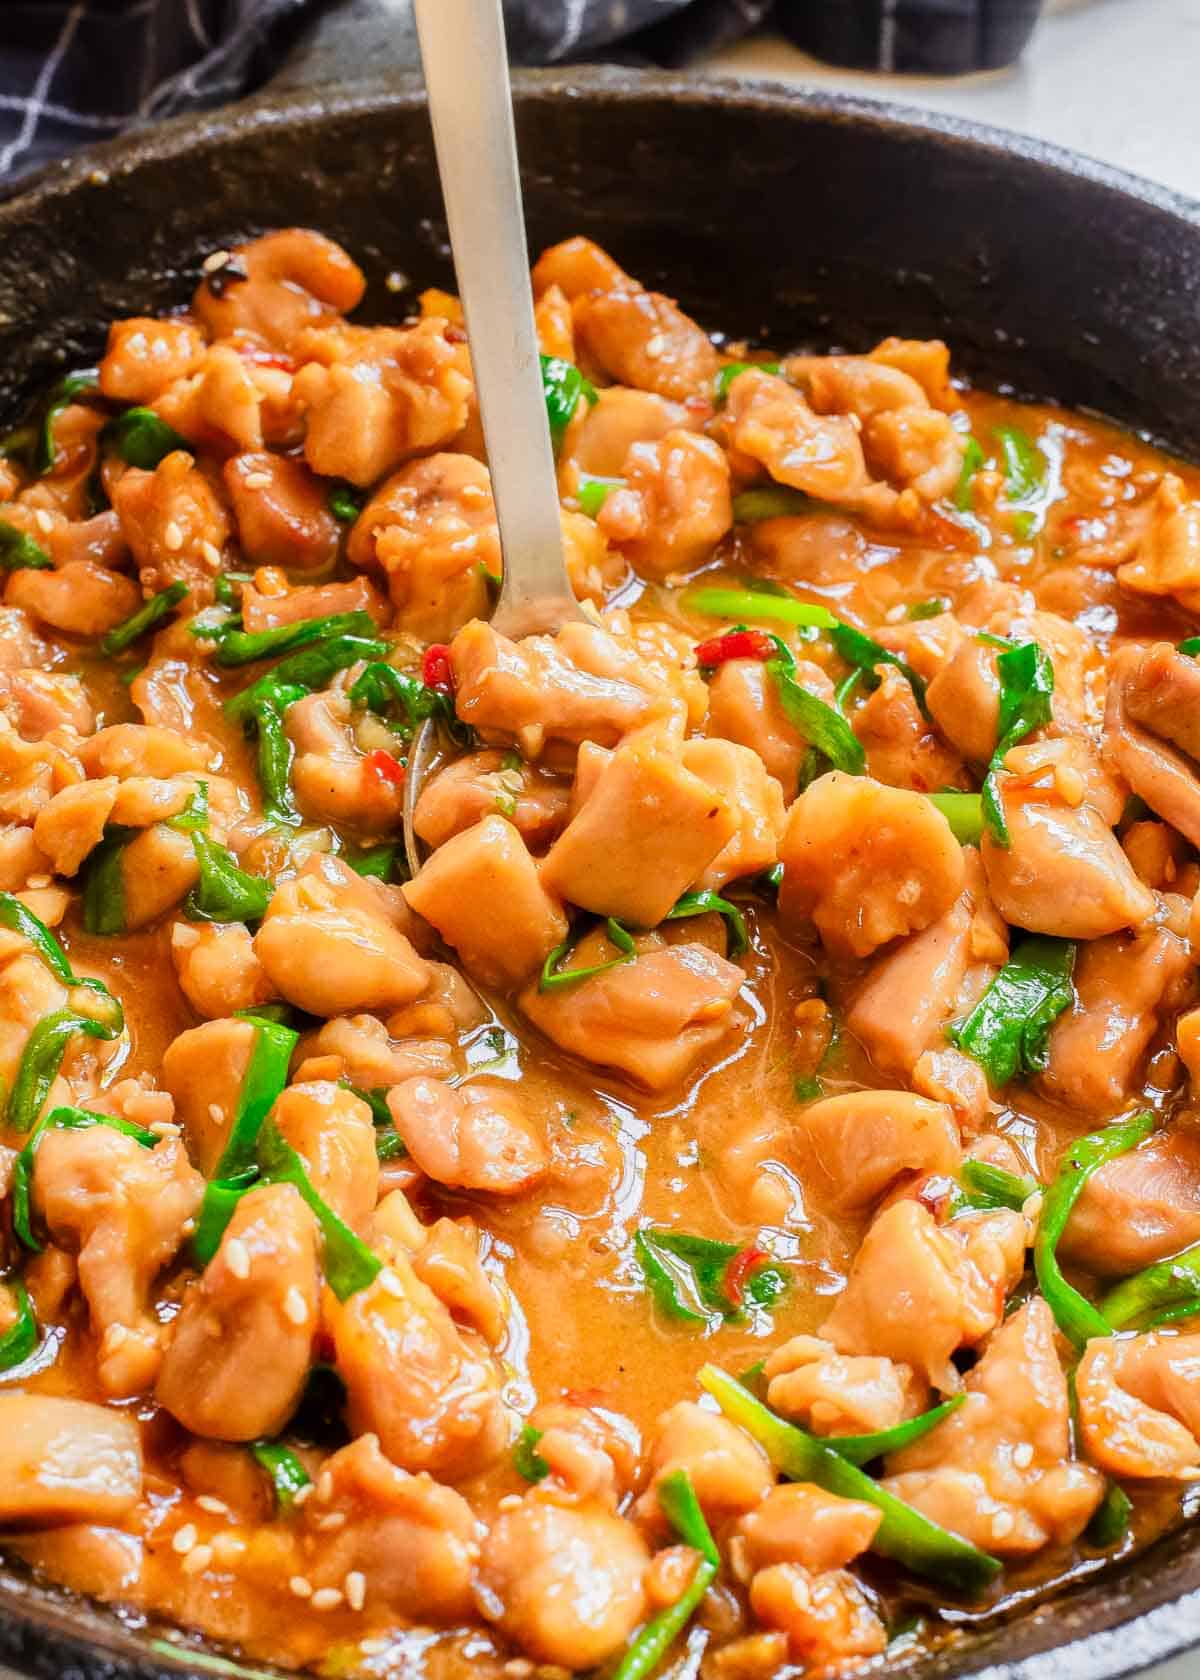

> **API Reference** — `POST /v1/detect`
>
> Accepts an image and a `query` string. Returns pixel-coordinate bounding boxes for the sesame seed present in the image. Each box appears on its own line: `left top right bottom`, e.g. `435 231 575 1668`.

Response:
292 1483 314 1507
203 250 232 273
200 540 221 567
211 1533 246 1567
26 873 51 889
243 472 271 491
289 1576 313 1599
316 1471 334 1503
224 1237 251 1280
311 1588 343 1612
207 1102 223 1123
181 1544 213 1576
497 1493 522 1512
172 1524 198 1555
1012 1442 1035 1470
163 521 184 552
360 1639 390 1656
317 1512 346 1532
344 1571 366 1612
283 1286 309 1326
644 333 665 359
992 1510 1016 1539
504 1662 533 1678
195 1496 230 1517
33 510 53 534
378 1267 404 1298
104 1324 130 1351
384 271 407 293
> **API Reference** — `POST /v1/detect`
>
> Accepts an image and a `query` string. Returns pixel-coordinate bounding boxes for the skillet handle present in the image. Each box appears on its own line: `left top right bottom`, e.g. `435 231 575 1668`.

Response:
264 0 422 92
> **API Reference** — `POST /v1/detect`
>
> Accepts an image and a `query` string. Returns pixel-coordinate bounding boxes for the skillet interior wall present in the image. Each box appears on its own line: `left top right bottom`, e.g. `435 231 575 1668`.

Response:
0 67 1198 1680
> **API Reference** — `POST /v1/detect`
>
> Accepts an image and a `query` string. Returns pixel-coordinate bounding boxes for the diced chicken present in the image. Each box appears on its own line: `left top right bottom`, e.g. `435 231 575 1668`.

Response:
574 287 720 401
347 453 496 638
1116 474 1200 608
1076 1333 1200 1480
153 343 267 453
116 823 201 930
410 1215 506 1345
736 1484 881 1575
780 772 965 958
388 1076 547 1195
0 1395 142 1527
0 713 80 824
565 387 701 479
223 451 340 571
47 510 130 574
155 1183 319 1441
846 888 976 1077
885 1300 1104 1554
540 727 736 927
287 688 406 837
256 854 430 1015
475 1495 649 1669
525 1400 641 1511
763 1336 929 1436
532 236 631 300
404 815 567 991
110 449 229 598
981 784 1156 939
0 824 51 891
1119 642 1200 762
1061 1129 1200 1277
869 336 956 408
749 1564 886 1668
0 669 94 741
35 1126 203 1396
192 229 366 351
414 750 570 853
854 666 965 792
0 604 47 671
297 1435 479 1624
534 282 574 360
326 1247 509 1477
1105 644 1200 847
677 736 785 889
272 1080 379 1231
160 1016 258 1175
796 1091 962 1214
7 559 140 637
78 723 212 779
636 1401 773 1529
597 430 732 578
704 656 826 796
99 316 208 404
519 933 744 1090
32 777 117 876
301 1011 456 1088
924 638 1000 764
0 947 70 1095
723 369 870 504
822 1201 1026 1391
170 920 278 1019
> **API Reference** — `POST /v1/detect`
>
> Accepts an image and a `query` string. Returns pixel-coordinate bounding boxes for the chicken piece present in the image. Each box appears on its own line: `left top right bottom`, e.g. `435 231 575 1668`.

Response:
0 668 93 742
272 1080 378 1231
822 1201 1026 1391
1076 1333 1200 1480
110 449 229 599
0 824 51 891
450 618 686 756
160 1016 258 1175
780 772 965 958
869 336 956 408
388 1076 547 1195
885 1300 1103 1553
854 666 965 792
403 815 567 991
532 236 631 300
347 453 496 638
287 689 406 837
736 1484 881 1575
414 750 570 853
981 784 1156 939
411 1215 507 1345
78 723 212 780
1061 1129 1200 1277
294 318 472 486
99 316 207 404
636 1400 773 1529
1105 644 1200 847
302 1011 456 1088
574 287 720 401
170 920 278 1020
866 406 965 501
565 387 701 479
6 559 140 637
256 853 430 1016
0 714 80 824
240 574 384 632
796 1091 962 1214
155 1183 319 1441
0 605 46 671
152 343 266 453
597 430 731 579
32 777 117 876
533 281 574 360
1039 922 1192 1114
44 509 129 575
540 727 736 927
326 1248 509 1478
0 1396 142 1527
192 229 366 350
848 901 974 1082
749 1565 886 1668
912 1046 994 1132
785 352 928 421
475 1495 649 1669
679 737 785 889
1124 819 1191 891
526 1400 641 1511
35 1126 203 1397
704 656 830 796
924 638 1000 764
115 823 201 930
763 1336 929 1436
223 451 340 571
297 1435 479 1624
1116 473 1200 607
723 369 870 503
0 948 70 1095
519 933 744 1090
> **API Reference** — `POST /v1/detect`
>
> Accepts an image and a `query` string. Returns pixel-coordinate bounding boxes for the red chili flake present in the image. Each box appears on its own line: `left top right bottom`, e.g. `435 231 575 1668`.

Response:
237 346 297 372
695 628 775 668
723 1246 769 1308
364 748 405 787
422 643 454 692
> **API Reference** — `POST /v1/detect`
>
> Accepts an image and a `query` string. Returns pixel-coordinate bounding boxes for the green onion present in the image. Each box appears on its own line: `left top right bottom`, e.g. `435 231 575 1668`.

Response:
100 581 189 657
540 355 596 449
0 521 52 571
211 610 378 669
256 1122 382 1301
241 685 306 827
731 487 813 523
960 1159 1039 1212
328 484 364 523
7 1009 125 1138
611 1470 718 1680
953 437 985 512
577 473 623 518
1085 1483 1132 1549
908 597 950 621
35 372 101 476
1100 1239 1200 1332
829 621 928 713
1035 1111 1155 1351
699 1366 1001 1592
513 1424 550 1484
0 1280 38 1371
927 791 984 845
82 825 138 935
168 779 209 834
374 1128 407 1162
995 424 1047 506
715 360 780 403
823 1395 966 1467
0 892 78 986
980 641 1055 847
192 1171 258 1268
686 586 836 630
664 889 749 957
634 1229 785 1327
768 637 865 776
184 833 273 924
251 1441 312 1511
793 1074 823 1102
540 917 637 992
1179 636 1200 658
214 572 252 607
13 1104 157 1250
102 407 188 470
948 935 1075 1089
344 844 400 882
223 633 388 725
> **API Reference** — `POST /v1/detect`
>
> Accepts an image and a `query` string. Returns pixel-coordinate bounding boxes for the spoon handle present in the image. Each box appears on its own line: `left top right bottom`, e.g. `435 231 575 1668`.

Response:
412 0 580 637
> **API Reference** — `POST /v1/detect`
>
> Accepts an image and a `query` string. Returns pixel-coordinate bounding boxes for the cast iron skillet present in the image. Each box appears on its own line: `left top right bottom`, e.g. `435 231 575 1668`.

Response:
0 61 1199 1680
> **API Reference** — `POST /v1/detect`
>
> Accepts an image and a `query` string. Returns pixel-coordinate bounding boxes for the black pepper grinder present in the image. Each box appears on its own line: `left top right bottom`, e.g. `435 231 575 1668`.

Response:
776 0 1045 74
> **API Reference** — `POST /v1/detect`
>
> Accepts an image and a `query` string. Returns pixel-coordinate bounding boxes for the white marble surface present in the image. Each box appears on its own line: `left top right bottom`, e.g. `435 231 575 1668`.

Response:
710 4 1196 1676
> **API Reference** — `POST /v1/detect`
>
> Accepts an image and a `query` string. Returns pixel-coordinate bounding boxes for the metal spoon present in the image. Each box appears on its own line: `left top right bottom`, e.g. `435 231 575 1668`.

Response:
405 0 586 873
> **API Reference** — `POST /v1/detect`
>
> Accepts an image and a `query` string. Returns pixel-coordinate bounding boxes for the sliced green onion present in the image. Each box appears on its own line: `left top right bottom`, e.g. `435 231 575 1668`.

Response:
1085 1482 1132 1549
634 1229 785 1327
513 1424 550 1484
211 610 378 669
223 633 388 726
1100 1239 1200 1332
927 791 983 846
82 825 137 936
577 473 623 518
732 487 813 523
611 1470 719 1680
664 889 748 957
100 581 188 656
824 1394 966 1467
540 355 597 449
328 484 364 523
0 521 52 571
981 640 1055 847
256 1122 382 1301
829 621 928 713
686 586 837 631
184 833 272 924
768 638 865 776
344 844 401 882
948 935 1075 1090
715 360 780 403
6 1009 125 1138
168 779 209 834
960 1159 1039 1212
102 406 188 470
540 917 637 992
953 437 985 512
0 1280 38 1371
251 1441 312 1511
995 424 1047 506
908 596 951 621
34 372 101 475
